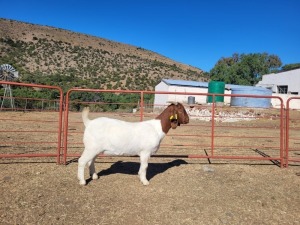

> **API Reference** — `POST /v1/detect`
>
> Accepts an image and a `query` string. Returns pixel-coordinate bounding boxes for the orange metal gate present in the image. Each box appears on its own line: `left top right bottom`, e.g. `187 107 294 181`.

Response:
0 81 64 164
62 89 286 167
286 97 300 167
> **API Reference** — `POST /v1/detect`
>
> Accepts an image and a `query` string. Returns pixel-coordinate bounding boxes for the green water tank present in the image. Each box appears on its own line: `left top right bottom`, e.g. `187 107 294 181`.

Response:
207 81 225 103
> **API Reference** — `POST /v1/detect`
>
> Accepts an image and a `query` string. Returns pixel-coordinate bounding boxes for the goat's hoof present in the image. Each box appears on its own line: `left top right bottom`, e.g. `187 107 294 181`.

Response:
79 180 86 185
92 174 98 180
141 180 150 186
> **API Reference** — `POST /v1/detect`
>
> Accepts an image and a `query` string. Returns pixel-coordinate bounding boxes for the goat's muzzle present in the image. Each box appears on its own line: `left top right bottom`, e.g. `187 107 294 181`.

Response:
170 120 178 129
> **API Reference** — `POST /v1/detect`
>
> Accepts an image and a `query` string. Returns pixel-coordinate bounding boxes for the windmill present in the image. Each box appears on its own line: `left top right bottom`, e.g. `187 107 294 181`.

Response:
0 64 19 109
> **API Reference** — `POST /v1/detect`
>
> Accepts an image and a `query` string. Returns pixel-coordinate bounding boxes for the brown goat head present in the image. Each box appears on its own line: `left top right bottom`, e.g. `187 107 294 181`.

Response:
168 103 189 129
157 102 189 133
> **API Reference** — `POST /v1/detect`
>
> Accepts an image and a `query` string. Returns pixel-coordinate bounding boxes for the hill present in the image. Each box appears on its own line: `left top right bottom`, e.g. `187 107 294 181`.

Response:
0 18 207 91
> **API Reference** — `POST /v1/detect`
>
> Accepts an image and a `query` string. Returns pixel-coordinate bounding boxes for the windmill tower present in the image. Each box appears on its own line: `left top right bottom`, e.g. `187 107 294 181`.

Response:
0 64 19 109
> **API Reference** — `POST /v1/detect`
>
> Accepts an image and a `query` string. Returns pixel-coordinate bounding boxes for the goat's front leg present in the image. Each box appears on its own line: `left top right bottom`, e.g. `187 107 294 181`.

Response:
138 151 151 185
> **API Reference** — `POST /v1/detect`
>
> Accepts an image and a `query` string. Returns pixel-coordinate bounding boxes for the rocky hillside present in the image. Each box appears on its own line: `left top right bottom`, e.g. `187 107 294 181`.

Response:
0 18 208 91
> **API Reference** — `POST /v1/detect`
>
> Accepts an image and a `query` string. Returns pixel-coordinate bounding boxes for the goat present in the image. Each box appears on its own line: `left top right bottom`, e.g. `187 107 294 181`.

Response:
77 103 189 186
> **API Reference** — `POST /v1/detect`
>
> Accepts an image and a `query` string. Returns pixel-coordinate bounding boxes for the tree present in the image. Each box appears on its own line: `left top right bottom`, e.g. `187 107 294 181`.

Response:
209 53 282 85
281 63 300 71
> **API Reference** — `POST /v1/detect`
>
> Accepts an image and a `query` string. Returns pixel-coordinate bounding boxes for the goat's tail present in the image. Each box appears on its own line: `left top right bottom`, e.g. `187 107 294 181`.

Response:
82 107 91 127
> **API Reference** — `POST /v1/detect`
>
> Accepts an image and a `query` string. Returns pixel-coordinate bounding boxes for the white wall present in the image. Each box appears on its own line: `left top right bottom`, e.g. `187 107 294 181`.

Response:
167 86 208 104
271 94 300 109
154 81 169 106
257 69 300 94
154 81 209 106
224 90 231 105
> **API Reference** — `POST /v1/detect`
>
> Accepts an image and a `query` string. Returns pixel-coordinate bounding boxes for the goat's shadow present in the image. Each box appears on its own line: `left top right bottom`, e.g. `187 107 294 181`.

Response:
87 159 188 184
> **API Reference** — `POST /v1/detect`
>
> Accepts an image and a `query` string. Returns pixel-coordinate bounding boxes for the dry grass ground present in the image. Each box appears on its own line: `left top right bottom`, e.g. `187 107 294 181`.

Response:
1 159 299 225
1 110 300 225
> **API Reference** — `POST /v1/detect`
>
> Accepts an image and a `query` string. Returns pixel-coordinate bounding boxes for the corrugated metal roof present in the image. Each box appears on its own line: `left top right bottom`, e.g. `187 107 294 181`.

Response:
162 79 209 88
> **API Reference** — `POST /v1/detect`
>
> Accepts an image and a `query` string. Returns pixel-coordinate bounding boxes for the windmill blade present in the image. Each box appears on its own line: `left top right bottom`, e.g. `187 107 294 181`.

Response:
0 67 2 79
0 64 18 81
1 64 16 73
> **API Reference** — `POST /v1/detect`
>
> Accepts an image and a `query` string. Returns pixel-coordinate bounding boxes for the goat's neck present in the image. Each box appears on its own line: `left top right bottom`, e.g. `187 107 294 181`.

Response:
156 112 172 134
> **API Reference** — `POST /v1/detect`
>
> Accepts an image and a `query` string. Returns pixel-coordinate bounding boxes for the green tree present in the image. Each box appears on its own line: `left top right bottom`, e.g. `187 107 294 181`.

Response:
281 63 300 71
209 53 282 85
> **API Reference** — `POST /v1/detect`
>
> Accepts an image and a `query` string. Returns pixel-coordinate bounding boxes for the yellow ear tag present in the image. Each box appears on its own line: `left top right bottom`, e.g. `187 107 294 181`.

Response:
170 114 177 120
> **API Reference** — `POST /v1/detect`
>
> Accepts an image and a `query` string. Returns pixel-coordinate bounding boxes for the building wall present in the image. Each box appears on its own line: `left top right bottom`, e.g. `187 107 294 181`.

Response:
154 81 208 107
224 90 231 105
153 81 169 106
167 85 208 104
271 94 300 109
257 69 300 94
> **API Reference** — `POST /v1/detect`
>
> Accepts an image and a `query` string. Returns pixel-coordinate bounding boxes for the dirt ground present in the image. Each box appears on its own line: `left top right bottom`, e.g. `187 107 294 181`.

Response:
1 109 300 225
1 158 300 225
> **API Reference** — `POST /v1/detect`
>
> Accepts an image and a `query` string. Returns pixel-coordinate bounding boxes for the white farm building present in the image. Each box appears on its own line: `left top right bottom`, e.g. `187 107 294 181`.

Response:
256 68 300 108
256 68 300 95
154 79 232 107
154 79 208 106
154 68 300 109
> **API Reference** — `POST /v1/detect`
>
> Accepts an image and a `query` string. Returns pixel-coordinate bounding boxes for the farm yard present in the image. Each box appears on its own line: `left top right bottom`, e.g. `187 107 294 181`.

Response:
1 14 300 225
1 105 300 225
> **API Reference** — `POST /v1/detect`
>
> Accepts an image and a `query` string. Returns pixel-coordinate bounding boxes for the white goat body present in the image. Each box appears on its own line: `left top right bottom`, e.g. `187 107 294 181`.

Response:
82 117 165 156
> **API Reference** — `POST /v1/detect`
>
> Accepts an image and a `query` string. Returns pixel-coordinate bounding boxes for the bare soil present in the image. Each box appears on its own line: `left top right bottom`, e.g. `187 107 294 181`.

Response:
1 110 300 225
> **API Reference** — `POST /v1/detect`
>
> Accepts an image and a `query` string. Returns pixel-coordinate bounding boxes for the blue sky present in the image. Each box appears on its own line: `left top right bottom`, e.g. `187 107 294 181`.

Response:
1 0 299 72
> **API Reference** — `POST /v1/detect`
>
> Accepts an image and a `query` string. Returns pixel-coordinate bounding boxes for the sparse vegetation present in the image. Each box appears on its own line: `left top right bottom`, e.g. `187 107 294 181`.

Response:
0 18 205 94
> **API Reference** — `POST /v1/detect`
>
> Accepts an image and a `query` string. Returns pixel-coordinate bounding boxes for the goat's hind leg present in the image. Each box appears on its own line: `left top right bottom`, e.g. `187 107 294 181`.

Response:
78 157 87 185
88 156 98 180
78 148 97 185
